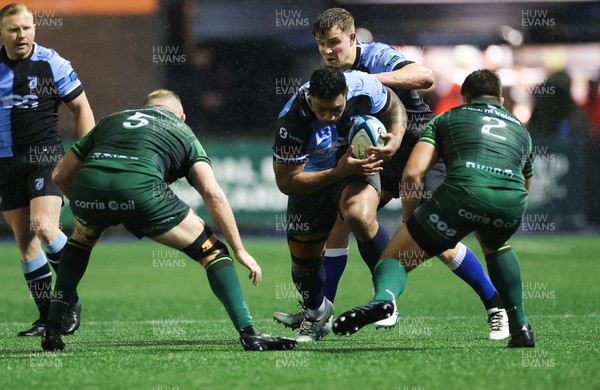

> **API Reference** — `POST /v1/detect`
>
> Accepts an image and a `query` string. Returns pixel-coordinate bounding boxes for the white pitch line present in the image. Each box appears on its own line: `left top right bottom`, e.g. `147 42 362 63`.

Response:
1 313 597 327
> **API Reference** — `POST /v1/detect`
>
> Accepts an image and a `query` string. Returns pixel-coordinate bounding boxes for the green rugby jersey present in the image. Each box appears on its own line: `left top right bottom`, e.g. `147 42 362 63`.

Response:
72 106 210 184
420 99 533 190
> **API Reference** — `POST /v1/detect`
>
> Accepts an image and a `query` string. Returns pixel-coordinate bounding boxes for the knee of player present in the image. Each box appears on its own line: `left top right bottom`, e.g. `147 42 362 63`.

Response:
345 209 377 237
180 225 230 266
33 223 60 243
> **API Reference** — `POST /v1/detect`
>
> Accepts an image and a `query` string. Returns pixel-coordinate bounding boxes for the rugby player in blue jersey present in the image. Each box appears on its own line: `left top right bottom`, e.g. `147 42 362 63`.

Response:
0 3 95 337
274 8 509 340
272 67 406 341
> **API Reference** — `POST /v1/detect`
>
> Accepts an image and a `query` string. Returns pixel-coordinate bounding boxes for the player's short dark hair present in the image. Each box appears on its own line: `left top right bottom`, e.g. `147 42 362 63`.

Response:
461 69 502 101
313 8 355 39
308 67 347 100
0 3 32 27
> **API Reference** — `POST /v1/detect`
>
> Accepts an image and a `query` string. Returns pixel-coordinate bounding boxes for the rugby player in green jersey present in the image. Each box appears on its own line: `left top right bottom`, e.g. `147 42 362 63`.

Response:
40 90 296 352
333 69 535 348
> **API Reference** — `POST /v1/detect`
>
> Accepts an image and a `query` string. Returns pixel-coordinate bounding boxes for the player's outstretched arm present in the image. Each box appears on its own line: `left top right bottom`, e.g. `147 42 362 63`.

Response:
52 150 82 199
370 90 407 160
401 141 438 221
273 146 382 196
375 62 434 90
189 161 262 285
65 92 95 138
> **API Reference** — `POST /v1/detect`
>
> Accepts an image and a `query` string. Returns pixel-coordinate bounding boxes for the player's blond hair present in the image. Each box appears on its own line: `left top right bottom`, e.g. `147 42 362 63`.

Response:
144 89 182 106
144 89 184 117
0 3 33 27
313 8 355 39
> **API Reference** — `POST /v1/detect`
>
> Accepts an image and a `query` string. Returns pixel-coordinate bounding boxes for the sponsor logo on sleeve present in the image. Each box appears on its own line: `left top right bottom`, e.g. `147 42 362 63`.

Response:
384 54 401 67
68 69 78 82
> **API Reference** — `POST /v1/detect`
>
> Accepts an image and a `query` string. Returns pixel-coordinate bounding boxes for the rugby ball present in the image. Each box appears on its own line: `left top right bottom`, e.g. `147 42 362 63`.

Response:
348 115 387 159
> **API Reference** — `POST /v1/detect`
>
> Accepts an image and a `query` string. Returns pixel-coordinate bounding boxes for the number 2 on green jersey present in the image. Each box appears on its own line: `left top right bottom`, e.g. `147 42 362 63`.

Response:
481 116 507 141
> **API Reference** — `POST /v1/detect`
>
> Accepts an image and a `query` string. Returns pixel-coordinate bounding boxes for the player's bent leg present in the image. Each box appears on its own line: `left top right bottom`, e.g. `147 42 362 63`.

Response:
273 236 330 331
340 182 389 273
285 236 333 342
3 207 40 258
31 195 83 335
437 243 508 340
333 224 423 336
4 207 53 336
42 222 98 351
153 210 296 351
339 181 379 241
478 236 534 347
29 195 63 245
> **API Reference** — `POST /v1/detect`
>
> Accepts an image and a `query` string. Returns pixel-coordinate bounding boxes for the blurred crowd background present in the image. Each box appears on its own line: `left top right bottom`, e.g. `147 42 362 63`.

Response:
2 0 599 235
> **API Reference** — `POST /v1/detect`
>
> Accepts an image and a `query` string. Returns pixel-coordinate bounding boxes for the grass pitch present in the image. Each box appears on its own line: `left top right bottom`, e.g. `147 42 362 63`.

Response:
1 235 599 390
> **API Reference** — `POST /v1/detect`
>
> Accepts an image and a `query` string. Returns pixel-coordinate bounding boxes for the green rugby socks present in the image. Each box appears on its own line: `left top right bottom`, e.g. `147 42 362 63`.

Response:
485 246 529 332
372 258 407 301
205 256 254 331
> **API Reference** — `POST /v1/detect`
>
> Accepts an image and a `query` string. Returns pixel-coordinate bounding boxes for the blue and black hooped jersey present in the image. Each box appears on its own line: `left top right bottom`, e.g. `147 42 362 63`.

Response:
0 43 84 157
273 70 390 172
351 42 434 134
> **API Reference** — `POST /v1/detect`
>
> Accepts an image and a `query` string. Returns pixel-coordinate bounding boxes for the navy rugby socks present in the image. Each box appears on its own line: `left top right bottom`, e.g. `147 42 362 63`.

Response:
291 256 325 311
357 223 390 273
22 252 53 320
47 240 91 327
43 231 80 303
322 247 348 303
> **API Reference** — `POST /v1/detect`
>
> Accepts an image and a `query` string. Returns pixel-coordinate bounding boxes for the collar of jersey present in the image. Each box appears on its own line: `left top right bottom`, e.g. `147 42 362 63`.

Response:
0 42 37 64
351 43 363 70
